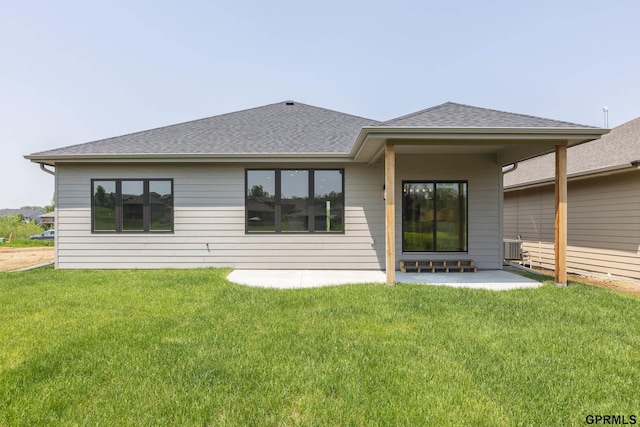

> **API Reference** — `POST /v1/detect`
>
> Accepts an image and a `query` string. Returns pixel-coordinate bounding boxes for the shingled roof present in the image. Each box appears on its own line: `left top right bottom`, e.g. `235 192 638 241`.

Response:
30 101 381 157
384 102 593 128
504 116 640 189
27 100 598 160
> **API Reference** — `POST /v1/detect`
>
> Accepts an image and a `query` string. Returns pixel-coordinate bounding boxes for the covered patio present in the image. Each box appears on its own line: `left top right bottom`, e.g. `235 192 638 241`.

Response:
350 115 608 286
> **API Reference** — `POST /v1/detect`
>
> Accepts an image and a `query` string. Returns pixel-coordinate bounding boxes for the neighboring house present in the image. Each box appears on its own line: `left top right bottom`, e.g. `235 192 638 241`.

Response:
0 208 46 224
504 117 640 280
25 101 606 283
39 211 56 229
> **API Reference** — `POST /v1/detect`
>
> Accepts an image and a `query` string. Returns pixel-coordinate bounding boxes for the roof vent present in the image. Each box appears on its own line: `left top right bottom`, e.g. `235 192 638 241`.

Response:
285 101 294 106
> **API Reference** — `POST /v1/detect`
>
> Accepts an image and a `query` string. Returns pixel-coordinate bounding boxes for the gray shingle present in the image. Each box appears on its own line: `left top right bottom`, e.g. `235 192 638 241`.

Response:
31 101 381 156
29 100 599 158
504 116 640 188
384 102 594 128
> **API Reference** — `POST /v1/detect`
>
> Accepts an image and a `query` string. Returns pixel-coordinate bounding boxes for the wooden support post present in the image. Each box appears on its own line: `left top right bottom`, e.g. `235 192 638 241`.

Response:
555 145 567 286
385 143 396 284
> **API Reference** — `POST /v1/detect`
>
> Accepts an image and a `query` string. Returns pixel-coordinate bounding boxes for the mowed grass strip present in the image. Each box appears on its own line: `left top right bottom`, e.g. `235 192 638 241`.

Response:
1 267 639 426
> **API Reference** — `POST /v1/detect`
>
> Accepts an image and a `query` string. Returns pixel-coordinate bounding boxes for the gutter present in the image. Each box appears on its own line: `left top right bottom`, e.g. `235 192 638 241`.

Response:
504 162 639 192
24 152 354 166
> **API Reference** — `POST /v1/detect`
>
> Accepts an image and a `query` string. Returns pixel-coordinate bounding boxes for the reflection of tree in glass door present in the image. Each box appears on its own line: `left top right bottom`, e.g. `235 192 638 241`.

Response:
402 182 467 252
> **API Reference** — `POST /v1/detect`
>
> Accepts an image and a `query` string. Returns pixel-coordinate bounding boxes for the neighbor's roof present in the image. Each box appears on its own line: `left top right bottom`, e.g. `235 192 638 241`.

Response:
0 208 45 219
383 102 593 128
504 116 640 189
26 100 597 160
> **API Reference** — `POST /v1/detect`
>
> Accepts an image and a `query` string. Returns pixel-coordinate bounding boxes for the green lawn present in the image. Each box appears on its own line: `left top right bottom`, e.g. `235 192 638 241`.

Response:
1 267 639 426
2 239 54 248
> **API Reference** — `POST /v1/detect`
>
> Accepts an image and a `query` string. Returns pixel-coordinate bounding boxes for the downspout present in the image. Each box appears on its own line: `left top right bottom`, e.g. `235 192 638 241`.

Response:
40 163 55 176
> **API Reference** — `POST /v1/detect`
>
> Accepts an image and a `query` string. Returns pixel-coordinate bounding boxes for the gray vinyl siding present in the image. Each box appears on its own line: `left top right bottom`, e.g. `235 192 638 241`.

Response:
55 155 504 270
55 163 385 269
394 153 503 270
503 171 640 280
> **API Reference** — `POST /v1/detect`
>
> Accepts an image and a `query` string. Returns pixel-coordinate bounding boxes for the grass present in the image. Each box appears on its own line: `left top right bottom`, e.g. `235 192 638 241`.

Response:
1 268 639 426
2 239 54 248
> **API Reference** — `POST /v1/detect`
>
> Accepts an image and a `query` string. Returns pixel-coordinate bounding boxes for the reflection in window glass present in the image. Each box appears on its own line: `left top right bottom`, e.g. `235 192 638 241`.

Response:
245 169 345 233
93 180 116 231
280 170 309 231
314 170 343 232
122 181 144 231
435 183 467 251
247 170 276 232
149 180 173 231
402 182 467 252
403 183 434 251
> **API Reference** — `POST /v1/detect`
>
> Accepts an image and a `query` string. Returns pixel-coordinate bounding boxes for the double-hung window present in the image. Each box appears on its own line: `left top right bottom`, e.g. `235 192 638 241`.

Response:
402 181 468 252
92 179 173 232
246 169 344 233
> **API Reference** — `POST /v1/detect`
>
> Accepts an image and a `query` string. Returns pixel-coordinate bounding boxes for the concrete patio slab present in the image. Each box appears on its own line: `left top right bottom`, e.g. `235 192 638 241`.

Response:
227 269 541 290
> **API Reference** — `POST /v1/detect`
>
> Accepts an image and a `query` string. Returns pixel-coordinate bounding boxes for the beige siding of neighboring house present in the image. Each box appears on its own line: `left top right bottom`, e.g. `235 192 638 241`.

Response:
55 154 503 270
503 171 640 280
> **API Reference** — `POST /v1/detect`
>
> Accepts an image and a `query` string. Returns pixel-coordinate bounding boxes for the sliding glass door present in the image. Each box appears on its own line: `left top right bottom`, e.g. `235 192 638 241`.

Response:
402 181 467 252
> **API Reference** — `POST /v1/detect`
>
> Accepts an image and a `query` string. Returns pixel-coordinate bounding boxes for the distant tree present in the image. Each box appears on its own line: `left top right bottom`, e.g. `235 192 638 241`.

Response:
96 185 107 206
44 192 55 213
249 185 269 197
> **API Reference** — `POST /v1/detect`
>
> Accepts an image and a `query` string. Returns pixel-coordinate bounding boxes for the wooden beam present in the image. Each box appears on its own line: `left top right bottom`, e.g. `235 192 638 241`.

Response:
555 145 567 286
385 143 396 284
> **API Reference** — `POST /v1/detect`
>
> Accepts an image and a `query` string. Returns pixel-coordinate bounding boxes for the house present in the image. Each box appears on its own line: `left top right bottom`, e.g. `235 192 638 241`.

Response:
24 101 607 284
503 116 640 280
38 211 56 229
0 208 46 224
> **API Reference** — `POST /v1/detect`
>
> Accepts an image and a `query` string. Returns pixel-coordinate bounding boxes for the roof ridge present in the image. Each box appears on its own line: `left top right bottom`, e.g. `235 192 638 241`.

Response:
289 100 380 123
383 102 453 124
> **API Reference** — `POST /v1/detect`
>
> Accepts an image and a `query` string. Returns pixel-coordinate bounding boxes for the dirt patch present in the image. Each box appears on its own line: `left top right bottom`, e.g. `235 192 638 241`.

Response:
0 247 55 272
529 266 640 297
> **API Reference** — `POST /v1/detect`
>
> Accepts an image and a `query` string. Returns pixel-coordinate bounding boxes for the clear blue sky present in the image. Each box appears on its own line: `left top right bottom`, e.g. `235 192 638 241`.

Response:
2 0 639 208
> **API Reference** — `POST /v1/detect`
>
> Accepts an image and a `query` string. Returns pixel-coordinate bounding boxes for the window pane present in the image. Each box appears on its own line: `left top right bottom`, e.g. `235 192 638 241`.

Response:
314 170 343 232
149 180 173 231
435 183 467 251
403 183 434 251
93 180 116 231
122 180 144 231
247 170 276 232
280 170 309 231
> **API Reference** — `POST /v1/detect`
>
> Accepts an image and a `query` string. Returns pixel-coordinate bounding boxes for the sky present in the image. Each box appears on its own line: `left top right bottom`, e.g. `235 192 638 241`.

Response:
1 0 639 208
